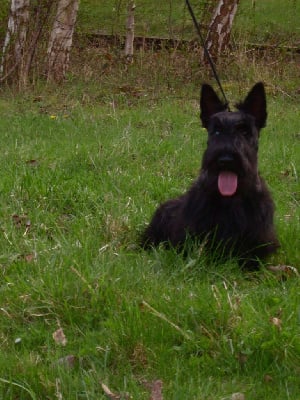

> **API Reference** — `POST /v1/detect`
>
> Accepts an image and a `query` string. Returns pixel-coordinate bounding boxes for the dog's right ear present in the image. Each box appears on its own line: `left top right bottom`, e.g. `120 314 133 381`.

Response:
200 84 227 128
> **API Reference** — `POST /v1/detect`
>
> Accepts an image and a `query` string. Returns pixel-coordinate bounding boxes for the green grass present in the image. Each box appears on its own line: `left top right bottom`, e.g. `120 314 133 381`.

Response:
0 0 299 398
0 91 299 399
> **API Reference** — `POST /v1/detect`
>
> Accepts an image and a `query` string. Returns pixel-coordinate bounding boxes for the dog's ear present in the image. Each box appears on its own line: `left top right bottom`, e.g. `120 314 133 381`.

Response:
237 82 267 129
200 84 227 128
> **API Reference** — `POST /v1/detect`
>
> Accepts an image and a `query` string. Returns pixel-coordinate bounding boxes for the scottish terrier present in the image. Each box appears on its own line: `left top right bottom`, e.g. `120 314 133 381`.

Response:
141 82 279 269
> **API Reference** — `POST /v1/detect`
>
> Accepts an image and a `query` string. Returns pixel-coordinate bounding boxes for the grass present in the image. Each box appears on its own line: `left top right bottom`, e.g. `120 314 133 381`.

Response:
1 0 299 42
0 90 299 399
0 0 299 398
77 0 300 44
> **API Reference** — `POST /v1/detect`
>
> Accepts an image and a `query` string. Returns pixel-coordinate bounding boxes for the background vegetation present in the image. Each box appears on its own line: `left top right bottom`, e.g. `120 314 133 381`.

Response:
0 1 299 399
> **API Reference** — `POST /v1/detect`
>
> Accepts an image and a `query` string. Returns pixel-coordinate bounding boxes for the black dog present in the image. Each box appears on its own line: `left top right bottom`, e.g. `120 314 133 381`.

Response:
141 82 279 268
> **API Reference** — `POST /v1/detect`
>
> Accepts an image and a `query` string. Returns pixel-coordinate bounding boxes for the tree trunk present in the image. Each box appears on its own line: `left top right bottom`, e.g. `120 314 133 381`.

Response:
204 0 239 63
124 1 135 63
47 0 79 83
0 0 30 85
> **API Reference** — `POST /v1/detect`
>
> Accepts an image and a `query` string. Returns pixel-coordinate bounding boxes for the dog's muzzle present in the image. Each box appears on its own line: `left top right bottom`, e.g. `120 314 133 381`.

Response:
217 154 235 170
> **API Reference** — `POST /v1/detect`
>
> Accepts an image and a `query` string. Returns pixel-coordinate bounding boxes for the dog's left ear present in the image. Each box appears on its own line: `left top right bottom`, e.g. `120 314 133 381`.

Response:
237 82 267 129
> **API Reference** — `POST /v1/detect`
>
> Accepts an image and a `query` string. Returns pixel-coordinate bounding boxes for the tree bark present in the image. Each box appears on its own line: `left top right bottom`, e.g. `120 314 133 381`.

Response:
124 1 135 63
0 0 30 84
204 0 239 63
47 0 79 83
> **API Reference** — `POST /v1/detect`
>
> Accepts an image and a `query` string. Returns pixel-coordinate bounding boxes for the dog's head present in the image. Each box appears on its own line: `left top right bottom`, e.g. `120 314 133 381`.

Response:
200 83 267 197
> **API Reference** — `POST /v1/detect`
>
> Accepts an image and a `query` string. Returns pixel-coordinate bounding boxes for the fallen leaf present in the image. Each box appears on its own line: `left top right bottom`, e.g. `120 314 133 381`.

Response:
12 214 27 228
101 383 130 400
267 265 299 278
101 383 120 399
53 328 67 346
231 393 245 400
12 214 31 234
237 352 248 365
264 374 273 382
270 317 282 330
280 170 290 177
56 355 77 369
24 253 35 263
142 380 163 400
131 342 148 368
26 159 39 167
33 96 43 102
18 253 36 263
105 53 113 61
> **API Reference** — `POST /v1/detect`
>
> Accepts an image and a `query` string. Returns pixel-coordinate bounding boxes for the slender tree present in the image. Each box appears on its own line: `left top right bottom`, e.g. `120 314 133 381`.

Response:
204 0 239 62
46 0 79 83
0 0 30 85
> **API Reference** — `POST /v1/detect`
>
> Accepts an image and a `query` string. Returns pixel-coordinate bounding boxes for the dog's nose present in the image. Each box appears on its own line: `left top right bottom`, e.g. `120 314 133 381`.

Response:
217 154 234 168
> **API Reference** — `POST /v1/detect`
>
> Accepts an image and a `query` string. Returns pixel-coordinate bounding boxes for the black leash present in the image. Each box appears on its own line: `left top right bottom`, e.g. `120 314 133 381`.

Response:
185 0 230 110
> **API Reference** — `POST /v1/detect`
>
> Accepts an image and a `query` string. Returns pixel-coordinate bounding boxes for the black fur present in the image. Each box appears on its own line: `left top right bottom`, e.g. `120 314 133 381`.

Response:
141 83 279 269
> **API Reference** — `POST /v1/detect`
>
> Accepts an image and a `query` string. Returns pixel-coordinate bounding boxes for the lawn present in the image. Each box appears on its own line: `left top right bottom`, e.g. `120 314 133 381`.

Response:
0 91 299 399
0 0 299 398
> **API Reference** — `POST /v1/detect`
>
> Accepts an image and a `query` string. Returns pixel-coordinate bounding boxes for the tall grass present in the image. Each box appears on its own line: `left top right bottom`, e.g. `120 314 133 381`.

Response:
0 92 299 399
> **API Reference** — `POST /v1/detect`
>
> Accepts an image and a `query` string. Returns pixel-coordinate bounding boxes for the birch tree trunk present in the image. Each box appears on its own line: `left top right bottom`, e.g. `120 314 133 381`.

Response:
124 1 135 63
204 0 239 63
0 0 30 84
47 0 79 83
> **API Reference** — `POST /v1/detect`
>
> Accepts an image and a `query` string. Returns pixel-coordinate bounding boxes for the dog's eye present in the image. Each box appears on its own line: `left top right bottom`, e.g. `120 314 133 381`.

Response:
214 130 221 136
236 123 249 136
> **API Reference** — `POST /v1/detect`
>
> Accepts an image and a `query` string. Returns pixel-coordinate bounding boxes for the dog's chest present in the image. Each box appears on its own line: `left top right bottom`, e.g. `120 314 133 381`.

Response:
217 198 247 231
201 195 254 239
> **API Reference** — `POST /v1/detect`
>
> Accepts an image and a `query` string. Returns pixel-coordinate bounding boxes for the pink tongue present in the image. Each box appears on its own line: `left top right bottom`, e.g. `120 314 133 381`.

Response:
218 171 238 196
